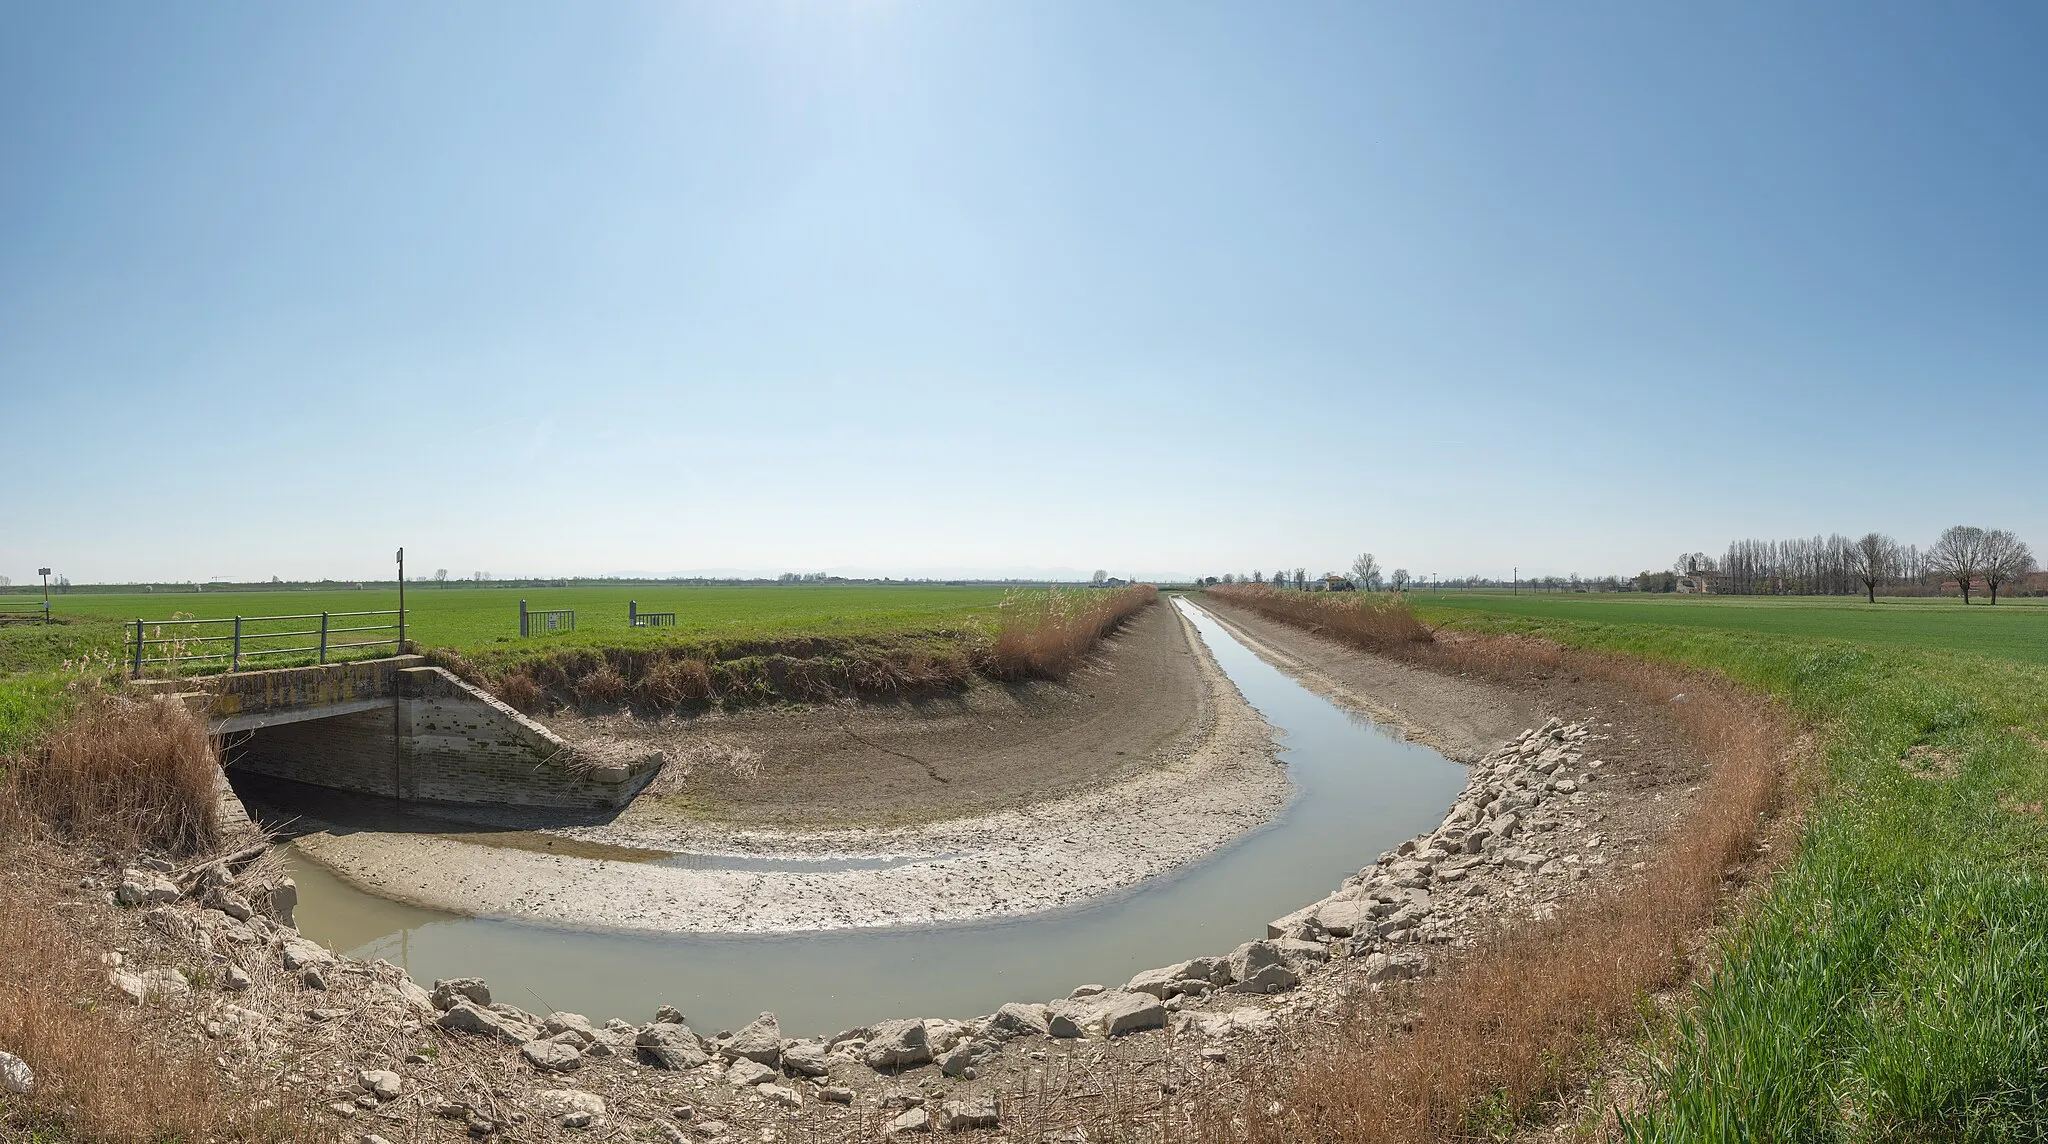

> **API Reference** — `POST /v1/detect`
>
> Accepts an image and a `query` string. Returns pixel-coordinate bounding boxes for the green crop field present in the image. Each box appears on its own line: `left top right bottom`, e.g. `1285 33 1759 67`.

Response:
32 584 1017 652
1414 591 2048 665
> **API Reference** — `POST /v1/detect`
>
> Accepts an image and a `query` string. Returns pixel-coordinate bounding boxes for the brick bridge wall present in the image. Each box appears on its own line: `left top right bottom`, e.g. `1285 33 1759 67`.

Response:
209 662 660 810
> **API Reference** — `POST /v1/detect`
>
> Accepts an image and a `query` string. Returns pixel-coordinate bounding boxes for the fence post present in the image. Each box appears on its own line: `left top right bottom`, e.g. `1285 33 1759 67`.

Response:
520 599 528 638
630 600 637 627
132 619 144 678
232 616 242 672
319 613 329 664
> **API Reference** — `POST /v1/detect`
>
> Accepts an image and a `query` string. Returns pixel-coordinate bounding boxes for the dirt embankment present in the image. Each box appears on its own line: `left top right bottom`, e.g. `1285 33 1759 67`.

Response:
284 601 1294 932
559 600 1216 831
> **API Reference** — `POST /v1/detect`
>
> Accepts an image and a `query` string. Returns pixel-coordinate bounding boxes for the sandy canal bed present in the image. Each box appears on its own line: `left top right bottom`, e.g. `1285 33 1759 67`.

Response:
281 601 1295 933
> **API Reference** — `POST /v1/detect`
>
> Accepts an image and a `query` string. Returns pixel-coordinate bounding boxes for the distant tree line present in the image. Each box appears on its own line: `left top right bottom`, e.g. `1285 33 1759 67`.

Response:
1678 526 2037 603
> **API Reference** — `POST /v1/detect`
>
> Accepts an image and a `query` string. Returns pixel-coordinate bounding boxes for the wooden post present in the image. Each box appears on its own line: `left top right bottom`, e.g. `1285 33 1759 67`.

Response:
630 600 638 627
520 599 528 638
319 613 330 664
131 619 144 678
232 617 242 672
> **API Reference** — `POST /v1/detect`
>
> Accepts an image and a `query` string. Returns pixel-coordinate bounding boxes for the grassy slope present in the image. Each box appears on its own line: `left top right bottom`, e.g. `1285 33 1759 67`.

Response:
1411 594 2048 1139
0 619 127 756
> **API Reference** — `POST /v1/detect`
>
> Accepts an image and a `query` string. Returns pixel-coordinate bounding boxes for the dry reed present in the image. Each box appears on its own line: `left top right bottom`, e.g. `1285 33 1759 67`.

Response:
2 693 223 857
1206 583 1435 653
982 585 1158 680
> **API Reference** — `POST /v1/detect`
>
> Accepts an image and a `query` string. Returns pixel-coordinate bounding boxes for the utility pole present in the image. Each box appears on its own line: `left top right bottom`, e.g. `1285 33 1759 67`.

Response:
1513 567 1518 595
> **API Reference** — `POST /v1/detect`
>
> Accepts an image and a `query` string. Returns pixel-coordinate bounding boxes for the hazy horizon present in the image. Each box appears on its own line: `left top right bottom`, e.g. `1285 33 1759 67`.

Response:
5 3 2044 585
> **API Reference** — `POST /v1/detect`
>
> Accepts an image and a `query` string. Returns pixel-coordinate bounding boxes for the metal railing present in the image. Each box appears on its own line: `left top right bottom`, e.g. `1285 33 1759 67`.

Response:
0 600 51 625
125 610 406 678
519 600 575 637
628 600 676 628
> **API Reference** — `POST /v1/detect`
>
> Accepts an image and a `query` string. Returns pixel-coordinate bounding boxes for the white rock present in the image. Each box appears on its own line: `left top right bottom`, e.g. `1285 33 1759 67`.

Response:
861 1019 932 1071
0 1050 33 1095
280 938 333 972
358 1069 402 1100
723 1012 781 1065
521 1039 584 1073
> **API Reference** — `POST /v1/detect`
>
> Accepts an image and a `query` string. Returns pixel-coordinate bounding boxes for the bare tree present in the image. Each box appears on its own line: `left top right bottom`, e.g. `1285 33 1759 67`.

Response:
1292 568 1307 590
1221 573 1236 585
1982 529 2035 605
1847 533 1898 604
1390 568 1411 591
1930 525 1988 604
1251 570 1264 584
433 568 449 583
1349 553 1382 591
1090 569 1107 586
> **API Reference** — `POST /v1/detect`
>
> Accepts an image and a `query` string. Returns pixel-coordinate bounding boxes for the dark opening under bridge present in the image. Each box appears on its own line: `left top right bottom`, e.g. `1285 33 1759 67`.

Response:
135 657 663 811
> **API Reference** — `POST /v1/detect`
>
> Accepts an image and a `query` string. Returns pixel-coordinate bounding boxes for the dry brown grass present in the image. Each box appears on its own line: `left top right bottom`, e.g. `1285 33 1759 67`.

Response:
2 693 222 857
1182 591 1795 1142
0 875 248 1142
1207 584 1435 655
0 700 302 1143
982 585 1158 680
464 591 1155 713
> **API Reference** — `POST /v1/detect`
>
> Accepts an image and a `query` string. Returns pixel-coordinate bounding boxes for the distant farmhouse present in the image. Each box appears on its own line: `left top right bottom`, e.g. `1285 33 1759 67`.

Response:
1675 570 1724 595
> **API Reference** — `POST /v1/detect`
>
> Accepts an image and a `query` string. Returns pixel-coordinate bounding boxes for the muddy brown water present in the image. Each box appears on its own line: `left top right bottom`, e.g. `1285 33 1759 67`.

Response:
261 600 1466 1037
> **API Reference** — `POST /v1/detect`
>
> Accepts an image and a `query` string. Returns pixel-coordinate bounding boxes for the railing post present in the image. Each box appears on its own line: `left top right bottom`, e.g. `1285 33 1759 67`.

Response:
630 600 637 627
520 599 528 637
232 616 242 672
131 619 144 678
320 613 330 664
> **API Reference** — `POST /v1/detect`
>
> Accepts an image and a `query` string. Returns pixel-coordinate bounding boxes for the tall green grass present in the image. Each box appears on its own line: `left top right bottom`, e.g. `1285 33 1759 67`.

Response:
1418 603 2048 1138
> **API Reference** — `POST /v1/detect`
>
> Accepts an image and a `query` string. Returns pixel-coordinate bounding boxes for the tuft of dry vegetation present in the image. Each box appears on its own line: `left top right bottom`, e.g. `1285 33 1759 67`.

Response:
2 693 223 857
982 584 1159 680
1207 583 1435 654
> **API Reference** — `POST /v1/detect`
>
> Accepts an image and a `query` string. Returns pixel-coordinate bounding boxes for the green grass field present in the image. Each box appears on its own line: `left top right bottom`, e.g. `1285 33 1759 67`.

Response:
0 584 1026 750
1409 592 2048 1139
35 584 1017 650
1417 590 2048 664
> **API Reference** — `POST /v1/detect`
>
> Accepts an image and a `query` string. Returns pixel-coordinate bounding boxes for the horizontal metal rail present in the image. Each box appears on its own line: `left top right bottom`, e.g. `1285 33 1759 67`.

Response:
137 610 400 625
125 610 405 677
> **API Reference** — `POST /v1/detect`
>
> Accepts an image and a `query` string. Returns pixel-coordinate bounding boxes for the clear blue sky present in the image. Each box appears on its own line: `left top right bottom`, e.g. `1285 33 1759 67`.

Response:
4 2 2044 585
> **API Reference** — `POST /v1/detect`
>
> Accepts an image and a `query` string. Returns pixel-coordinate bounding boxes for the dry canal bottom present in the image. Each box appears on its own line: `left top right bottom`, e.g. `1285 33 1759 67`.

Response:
259 600 1467 1037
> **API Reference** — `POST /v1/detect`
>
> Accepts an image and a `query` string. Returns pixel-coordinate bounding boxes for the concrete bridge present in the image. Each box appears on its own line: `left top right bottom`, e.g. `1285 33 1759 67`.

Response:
135 657 662 811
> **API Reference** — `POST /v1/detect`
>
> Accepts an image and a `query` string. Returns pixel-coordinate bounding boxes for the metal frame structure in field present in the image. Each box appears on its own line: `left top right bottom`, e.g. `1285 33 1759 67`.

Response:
628 600 677 628
519 599 576 637
124 610 406 677
0 600 51 625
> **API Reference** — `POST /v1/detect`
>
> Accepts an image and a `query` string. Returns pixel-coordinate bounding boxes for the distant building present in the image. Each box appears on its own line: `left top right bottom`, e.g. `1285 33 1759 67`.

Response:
1102 577 1128 588
1675 570 1723 595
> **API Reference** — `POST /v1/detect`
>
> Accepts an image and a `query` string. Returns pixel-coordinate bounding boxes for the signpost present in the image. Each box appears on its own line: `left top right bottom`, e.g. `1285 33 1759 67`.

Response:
396 548 406 653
